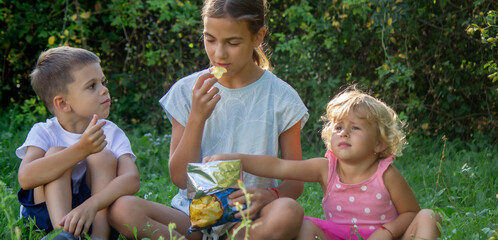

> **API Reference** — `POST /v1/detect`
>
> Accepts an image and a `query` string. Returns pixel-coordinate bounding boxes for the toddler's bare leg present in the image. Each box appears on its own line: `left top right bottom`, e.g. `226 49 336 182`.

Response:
86 150 117 239
41 147 73 230
402 209 442 240
297 219 327 240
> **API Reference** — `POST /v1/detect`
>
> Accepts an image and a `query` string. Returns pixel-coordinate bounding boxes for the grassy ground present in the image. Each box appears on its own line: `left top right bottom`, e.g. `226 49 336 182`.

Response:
0 107 497 239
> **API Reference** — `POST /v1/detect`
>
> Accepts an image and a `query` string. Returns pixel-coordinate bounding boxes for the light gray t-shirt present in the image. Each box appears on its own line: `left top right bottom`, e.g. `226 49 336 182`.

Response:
16 117 136 193
159 69 309 214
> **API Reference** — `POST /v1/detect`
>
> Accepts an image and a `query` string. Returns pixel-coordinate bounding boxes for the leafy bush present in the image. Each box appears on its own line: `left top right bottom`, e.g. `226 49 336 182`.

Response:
0 0 496 145
267 0 497 146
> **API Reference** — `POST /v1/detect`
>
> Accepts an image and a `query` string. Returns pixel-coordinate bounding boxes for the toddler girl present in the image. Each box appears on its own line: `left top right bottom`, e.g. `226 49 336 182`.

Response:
204 87 442 240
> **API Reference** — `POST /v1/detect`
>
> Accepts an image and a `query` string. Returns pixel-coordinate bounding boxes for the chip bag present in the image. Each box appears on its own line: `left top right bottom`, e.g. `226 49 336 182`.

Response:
187 160 244 233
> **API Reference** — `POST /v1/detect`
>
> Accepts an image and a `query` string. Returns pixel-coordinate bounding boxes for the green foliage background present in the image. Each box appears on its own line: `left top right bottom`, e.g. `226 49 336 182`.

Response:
0 1 497 238
1 0 496 143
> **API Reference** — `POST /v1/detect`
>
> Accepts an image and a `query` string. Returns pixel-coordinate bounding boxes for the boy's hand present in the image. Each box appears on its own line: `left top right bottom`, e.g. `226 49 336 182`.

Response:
190 73 221 122
78 114 107 155
59 200 98 238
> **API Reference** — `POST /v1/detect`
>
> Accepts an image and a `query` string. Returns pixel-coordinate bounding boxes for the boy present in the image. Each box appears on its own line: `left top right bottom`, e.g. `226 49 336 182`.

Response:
17 46 140 240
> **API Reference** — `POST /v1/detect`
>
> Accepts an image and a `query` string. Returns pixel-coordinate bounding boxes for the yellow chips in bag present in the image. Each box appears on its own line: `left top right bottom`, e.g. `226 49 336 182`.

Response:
186 160 242 233
189 195 224 228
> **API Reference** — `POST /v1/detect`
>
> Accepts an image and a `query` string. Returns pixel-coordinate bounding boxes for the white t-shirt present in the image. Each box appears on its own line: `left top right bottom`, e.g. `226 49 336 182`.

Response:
16 117 136 193
159 69 309 214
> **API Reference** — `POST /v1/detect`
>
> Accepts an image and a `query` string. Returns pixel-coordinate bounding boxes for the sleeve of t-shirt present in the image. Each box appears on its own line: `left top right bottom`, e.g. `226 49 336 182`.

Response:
105 121 136 161
15 123 52 159
158 71 205 127
275 82 309 134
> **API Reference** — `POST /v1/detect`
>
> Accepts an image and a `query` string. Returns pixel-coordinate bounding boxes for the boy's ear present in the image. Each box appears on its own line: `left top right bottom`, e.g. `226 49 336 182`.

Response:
53 95 71 113
253 27 266 48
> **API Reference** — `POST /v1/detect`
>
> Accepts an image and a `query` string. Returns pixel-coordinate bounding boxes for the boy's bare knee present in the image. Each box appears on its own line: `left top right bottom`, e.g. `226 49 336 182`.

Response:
87 149 117 170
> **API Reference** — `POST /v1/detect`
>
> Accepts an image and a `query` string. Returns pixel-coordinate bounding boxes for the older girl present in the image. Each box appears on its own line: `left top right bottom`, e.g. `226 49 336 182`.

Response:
108 0 308 239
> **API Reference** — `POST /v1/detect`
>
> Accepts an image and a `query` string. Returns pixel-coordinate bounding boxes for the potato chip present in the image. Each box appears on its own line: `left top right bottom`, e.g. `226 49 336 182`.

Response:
211 66 227 79
189 195 224 228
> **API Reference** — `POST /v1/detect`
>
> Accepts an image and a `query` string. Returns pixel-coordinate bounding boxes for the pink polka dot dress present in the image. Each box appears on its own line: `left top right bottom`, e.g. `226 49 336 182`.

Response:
304 150 398 240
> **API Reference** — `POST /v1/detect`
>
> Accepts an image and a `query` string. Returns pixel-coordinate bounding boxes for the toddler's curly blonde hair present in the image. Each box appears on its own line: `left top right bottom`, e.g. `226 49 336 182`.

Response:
321 87 407 158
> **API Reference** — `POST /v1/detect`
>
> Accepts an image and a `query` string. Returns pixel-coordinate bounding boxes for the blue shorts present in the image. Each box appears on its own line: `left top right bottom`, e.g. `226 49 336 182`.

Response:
17 174 91 232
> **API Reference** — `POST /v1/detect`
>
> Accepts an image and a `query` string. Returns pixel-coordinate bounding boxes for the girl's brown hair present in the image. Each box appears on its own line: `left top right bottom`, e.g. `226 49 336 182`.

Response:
202 0 271 70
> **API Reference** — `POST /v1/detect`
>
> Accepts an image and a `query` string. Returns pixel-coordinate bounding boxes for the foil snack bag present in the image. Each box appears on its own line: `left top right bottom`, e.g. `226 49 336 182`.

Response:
187 160 243 233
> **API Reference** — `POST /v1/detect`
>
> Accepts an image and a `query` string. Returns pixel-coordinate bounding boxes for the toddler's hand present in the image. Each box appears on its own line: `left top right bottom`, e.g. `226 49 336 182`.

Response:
367 227 394 240
79 115 107 155
190 73 221 122
202 154 237 163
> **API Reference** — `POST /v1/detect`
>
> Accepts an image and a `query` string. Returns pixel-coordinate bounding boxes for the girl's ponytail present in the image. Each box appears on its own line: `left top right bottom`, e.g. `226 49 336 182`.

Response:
254 46 271 70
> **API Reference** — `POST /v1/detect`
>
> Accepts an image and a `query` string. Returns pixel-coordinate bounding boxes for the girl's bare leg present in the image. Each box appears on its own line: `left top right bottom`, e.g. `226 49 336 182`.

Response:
402 209 442 240
297 219 327 240
109 195 202 240
229 197 304 240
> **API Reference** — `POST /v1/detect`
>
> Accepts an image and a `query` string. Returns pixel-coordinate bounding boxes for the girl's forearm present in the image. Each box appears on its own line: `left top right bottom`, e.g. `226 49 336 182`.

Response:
383 211 417 237
237 154 284 178
273 179 303 199
238 154 303 198
168 116 205 189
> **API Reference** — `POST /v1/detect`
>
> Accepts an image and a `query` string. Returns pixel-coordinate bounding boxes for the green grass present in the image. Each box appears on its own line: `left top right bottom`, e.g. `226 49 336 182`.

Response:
1 106 497 239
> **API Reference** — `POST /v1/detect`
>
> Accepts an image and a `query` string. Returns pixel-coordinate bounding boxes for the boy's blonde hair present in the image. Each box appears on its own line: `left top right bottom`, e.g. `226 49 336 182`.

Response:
30 46 100 113
321 87 407 158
